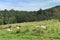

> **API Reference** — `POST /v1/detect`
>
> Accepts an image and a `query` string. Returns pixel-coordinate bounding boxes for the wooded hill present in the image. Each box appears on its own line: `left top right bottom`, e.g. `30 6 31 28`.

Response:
0 5 60 25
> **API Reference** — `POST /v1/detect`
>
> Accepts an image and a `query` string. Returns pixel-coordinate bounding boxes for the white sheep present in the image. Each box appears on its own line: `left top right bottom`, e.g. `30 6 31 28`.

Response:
16 25 21 29
6 28 12 31
40 26 47 30
16 26 19 29
33 25 47 33
36 25 47 30
16 26 20 29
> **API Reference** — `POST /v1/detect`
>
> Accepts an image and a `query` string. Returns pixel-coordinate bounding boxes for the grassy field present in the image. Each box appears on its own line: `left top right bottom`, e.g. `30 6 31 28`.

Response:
0 19 60 40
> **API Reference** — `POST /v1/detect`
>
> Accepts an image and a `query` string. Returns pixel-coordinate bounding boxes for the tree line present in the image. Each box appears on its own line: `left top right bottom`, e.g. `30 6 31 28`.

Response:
0 6 60 25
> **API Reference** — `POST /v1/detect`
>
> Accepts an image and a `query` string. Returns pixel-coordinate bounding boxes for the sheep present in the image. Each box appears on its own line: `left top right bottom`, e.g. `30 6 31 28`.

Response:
32 25 47 36
33 25 47 33
16 25 21 29
16 26 19 29
3 26 12 32
40 26 47 30
36 26 47 30
6 28 12 31
15 25 21 34
3 25 12 29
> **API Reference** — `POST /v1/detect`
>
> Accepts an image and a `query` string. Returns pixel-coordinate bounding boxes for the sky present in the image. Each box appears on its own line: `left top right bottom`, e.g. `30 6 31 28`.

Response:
0 0 60 11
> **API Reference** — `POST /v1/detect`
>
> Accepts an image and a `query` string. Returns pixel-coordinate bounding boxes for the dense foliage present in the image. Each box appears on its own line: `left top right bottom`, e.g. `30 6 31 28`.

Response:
0 5 60 25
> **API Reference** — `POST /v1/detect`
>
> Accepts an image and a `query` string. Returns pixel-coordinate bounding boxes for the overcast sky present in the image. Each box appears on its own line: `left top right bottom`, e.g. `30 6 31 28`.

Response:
0 0 60 11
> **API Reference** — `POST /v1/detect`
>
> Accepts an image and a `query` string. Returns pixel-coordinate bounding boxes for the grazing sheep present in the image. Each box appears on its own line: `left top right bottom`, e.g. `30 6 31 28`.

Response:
3 25 12 32
16 26 19 29
6 28 12 31
16 25 21 29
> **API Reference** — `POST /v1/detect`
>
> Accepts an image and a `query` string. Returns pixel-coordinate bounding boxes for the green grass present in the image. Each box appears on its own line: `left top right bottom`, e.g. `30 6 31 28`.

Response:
0 19 60 40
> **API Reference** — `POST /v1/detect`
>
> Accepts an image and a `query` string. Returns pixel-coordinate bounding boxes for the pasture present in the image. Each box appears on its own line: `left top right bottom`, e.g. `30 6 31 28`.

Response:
0 19 60 40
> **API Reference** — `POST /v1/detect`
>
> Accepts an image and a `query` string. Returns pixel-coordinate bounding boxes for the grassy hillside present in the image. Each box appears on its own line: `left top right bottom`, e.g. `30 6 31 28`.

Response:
0 19 60 40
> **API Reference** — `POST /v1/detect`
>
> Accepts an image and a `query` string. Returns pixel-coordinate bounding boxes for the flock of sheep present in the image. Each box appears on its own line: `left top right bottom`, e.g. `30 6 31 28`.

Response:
3 25 47 34
4 25 21 31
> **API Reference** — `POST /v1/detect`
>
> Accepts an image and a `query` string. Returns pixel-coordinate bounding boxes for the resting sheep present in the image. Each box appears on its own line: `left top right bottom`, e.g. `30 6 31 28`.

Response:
33 25 47 33
3 25 12 32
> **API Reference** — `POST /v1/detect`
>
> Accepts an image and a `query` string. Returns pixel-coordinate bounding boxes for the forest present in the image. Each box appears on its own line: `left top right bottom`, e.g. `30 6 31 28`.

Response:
0 5 60 25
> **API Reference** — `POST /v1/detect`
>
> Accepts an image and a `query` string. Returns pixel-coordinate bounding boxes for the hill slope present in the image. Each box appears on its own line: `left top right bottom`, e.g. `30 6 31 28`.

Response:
0 19 60 40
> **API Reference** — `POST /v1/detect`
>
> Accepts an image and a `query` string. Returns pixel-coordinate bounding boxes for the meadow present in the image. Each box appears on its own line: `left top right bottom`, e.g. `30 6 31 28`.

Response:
0 19 60 40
